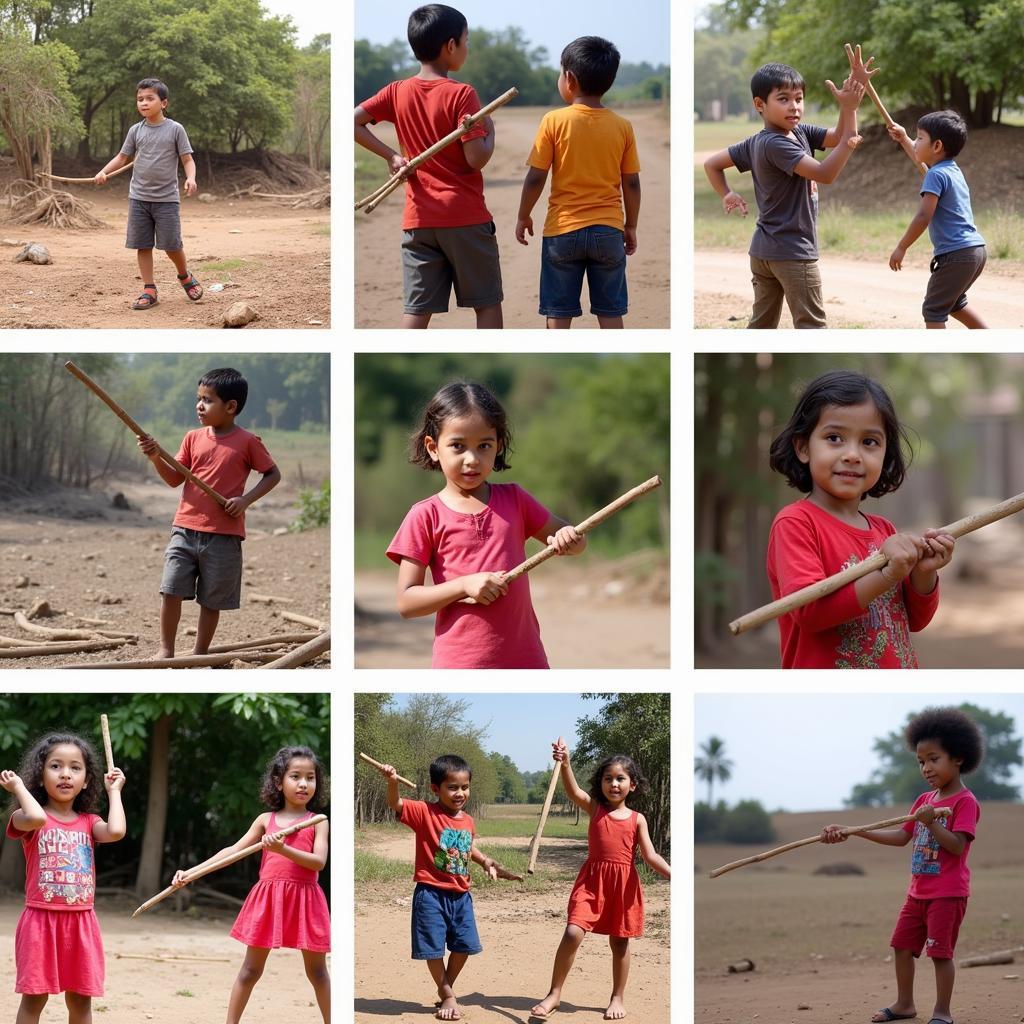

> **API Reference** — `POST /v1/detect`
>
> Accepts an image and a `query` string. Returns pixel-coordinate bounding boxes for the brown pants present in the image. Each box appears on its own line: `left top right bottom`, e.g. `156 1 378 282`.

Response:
748 256 826 329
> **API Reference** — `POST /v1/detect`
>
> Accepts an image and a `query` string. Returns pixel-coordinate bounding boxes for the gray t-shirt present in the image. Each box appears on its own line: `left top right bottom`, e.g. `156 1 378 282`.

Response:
728 124 828 260
120 118 193 203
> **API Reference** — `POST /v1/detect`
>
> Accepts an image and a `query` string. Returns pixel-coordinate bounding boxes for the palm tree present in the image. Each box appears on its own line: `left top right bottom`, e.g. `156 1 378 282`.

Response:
694 736 734 805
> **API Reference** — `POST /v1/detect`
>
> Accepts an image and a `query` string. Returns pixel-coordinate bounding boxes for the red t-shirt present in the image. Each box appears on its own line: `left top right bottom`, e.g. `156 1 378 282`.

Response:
398 799 475 893
6 810 100 910
901 788 979 898
360 76 492 229
172 425 276 539
767 498 940 669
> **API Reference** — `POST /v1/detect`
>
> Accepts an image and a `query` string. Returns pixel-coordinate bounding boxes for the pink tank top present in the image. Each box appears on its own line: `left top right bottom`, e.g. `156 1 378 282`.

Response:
258 811 319 882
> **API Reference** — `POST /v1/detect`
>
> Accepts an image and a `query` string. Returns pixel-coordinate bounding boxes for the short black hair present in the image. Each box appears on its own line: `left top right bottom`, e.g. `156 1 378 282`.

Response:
751 63 805 102
769 370 912 498
136 78 168 101
917 110 968 160
561 36 621 96
905 707 984 775
410 379 513 472
199 367 247 414
407 4 467 62
259 745 330 811
430 754 471 785
588 754 647 808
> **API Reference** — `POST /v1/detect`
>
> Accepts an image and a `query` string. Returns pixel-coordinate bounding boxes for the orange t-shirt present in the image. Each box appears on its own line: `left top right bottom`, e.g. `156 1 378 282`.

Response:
360 76 492 229
172 425 276 539
527 105 641 236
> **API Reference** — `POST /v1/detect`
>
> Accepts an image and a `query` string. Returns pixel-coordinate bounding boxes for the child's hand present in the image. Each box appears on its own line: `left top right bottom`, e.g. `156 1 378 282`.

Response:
492 864 523 882
915 530 955 574
462 572 509 605
463 113 494 138
820 824 848 843
515 216 533 246
846 134 863 151
0 769 23 793
94 171 108 186
183 177 197 197
547 525 585 556
827 77 866 111
915 805 936 826
223 495 251 518
171 869 191 888
262 830 286 853
887 123 909 144
843 43 878 88
889 245 907 271
377 762 399 783
551 739 569 764
880 532 924 581
624 225 638 254
136 433 159 458
388 153 412 179
722 191 748 217
104 767 126 793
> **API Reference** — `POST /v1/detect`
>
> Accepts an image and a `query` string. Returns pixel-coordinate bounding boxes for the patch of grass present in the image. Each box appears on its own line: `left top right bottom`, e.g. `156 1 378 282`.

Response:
355 850 410 884
198 258 253 272
694 115 760 152
355 150 387 202
474 812 584 840
174 990 194 998
314 224 331 236
256 428 330 488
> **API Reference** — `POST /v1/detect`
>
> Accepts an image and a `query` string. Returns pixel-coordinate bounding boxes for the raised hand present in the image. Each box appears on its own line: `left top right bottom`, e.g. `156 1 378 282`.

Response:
0 769 23 793
844 43 879 87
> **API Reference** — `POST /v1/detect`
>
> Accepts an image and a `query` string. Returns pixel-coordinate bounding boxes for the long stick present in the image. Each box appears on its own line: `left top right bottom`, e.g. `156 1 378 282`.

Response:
527 736 564 874
356 86 519 213
133 813 326 916
100 714 114 775
64 361 227 507
710 807 952 878
358 752 416 789
39 161 134 185
730 487 1024 635
256 630 331 669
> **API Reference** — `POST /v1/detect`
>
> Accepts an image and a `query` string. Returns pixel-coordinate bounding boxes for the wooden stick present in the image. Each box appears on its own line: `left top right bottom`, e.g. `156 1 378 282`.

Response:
256 630 330 669
64 361 227 507
58 650 280 669
280 611 325 630
115 952 231 963
0 638 128 658
357 87 519 213
204 631 318 653
132 814 326 916
39 161 134 185
710 808 952 878
100 714 114 774
731 486 1024 635
527 737 564 874
358 752 416 789
250 593 295 605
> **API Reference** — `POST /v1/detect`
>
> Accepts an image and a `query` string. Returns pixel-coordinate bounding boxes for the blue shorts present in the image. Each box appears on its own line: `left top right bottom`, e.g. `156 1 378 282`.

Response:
410 883 482 960
539 225 628 319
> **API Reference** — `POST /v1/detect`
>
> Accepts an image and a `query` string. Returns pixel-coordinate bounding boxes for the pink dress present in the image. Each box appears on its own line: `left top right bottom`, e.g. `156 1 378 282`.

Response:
6 810 105 995
229 811 330 951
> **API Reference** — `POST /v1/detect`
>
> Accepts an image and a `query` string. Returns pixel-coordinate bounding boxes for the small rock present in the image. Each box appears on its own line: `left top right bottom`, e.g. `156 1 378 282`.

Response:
82 553 96 561
14 575 29 588
111 492 130 510
96 569 106 578
1002 913 1011 921
307 318 323 325
13 242 52 264
26 599 52 619
197 192 215 203
228 229 242 234
223 301 258 328
2 238 27 246
95 592 122 605
272 526 288 536
797 1003 811 1011
1004 974 1019 980
21 552 31 560
209 283 225 292
185 627 197 636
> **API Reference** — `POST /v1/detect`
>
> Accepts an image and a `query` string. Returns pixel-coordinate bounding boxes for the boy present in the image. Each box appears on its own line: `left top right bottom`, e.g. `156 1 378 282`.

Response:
704 60 870 328
375 754 520 1021
886 111 987 328
355 5 503 329
94 79 203 311
516 36 640 329
136 368 281 659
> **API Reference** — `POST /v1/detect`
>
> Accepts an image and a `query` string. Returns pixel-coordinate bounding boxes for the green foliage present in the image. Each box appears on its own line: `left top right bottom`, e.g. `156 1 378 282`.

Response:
354 849 410 884
290 480 330 532
289 36 330 169
355 38 415 103
694 24 762 118
489 751 527 803
694 799 775 843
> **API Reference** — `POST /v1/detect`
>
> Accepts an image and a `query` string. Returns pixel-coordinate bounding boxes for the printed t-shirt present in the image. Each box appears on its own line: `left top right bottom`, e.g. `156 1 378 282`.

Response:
120 118 193 203
901 788 979 898
386 482 551 669
6 811 100 910
399 799 475 893
172 426 276 539
360 77 491 230
920 160 985 256
767 498 940 668
728 124 828 260
526 105 641 236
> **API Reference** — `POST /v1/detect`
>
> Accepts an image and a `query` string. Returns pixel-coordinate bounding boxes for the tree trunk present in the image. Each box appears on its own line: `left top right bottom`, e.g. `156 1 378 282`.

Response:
135 713 173 899
0 828 24 887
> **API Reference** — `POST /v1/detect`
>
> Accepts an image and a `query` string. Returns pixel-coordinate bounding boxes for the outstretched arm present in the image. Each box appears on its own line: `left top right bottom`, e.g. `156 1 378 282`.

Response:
94 151 131 185
136 434 186 488
636 814 670 878
172 814 267 886
471 843 523 881
554 740 592 815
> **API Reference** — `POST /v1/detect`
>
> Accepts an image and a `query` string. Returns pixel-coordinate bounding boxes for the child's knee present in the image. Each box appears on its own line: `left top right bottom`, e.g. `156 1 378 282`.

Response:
608 936 629 953
238 960 265 985
565 924 586 943
305 959 330 985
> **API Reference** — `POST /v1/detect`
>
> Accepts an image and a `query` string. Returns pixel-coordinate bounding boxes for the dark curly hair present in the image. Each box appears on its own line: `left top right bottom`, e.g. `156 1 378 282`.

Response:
905 707 984 775
588 754 647 808
769 370 913 498
18 732 101 814
409 380 513 472
259 746 329 811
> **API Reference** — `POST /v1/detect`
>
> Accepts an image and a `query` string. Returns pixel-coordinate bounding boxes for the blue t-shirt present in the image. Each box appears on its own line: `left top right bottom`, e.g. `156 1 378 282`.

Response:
921 160 984 256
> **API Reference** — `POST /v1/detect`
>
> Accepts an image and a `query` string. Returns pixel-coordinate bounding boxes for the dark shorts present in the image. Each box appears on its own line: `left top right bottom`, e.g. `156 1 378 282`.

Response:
922 244 986 322
890 895 968 959
410 883 482 960
160 527 242 610
125 198 183 251
539 225 628 318
401 221 503 314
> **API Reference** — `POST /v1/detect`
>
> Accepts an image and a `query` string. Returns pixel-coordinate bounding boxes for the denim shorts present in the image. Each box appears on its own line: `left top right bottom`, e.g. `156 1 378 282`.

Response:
160 527 242 610
125 199 183 251
539 225 628 318
410 883 482 960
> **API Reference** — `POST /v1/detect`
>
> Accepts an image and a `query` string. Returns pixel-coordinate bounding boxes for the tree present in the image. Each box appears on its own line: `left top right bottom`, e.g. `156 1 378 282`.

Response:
694 736 734 805
265 397 287 430
293 35 330 170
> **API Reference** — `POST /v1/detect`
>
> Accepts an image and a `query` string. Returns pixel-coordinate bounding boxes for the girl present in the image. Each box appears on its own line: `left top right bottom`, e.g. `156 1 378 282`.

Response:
531 742 670 1021
1 731 126 1024
822 707 983 1024
172 745 331 1024
767 370 956 668
387 379 587 669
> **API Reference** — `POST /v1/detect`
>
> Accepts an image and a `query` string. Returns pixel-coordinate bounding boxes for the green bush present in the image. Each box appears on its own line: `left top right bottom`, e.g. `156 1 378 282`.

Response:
290 480 330 532
722 800 774 843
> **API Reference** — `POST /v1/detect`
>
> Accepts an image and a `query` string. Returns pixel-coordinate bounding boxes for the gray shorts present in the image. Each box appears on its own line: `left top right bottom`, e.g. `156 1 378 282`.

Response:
922 245 986 322
126 198 183 251
401 221 503 314
160 527 242 610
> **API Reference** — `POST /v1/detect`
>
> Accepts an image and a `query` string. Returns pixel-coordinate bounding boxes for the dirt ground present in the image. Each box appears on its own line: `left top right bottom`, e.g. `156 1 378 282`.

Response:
0 897 328 1021
354 104 670 329
695 804 1024 1024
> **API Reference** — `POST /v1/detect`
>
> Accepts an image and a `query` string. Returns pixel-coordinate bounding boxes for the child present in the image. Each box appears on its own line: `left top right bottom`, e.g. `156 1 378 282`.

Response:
822 707 983 1024
386 379 587 669
172 746 331 1023
355 4 503 329
703 56 871 328
373 754 520 1021
767 370 957 668
531 742 670 1021
136 367 281 659
515 36 641 329
886 111 987 328
93 78 204 310
2 731 126 1023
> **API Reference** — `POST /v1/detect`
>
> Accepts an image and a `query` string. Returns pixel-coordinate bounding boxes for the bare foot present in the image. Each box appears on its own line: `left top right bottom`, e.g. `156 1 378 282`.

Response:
436 994 461 1020
870 1008 916 1023
153 648 174 660
604 996 627 1020
530 992 560 1018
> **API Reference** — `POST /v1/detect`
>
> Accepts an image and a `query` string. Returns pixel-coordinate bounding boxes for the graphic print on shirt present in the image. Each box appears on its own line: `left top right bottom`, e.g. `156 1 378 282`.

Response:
37 825 95 904
911 820 942 876
433 826 472 877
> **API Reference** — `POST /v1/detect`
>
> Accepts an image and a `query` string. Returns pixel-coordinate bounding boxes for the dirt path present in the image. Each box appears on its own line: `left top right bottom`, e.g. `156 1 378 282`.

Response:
354 105 670 328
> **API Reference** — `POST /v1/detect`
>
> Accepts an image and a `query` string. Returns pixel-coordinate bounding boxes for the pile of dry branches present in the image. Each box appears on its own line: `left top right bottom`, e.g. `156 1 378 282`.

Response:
4 180 105 229
234 183 330 208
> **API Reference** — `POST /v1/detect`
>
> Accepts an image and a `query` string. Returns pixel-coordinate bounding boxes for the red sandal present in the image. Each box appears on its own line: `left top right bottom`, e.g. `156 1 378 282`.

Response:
177 271 203 301
131 284 158 310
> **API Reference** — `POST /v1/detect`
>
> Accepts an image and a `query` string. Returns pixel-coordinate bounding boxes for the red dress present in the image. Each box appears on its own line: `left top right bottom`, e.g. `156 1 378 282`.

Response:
567 805 644 938
229 811 330 952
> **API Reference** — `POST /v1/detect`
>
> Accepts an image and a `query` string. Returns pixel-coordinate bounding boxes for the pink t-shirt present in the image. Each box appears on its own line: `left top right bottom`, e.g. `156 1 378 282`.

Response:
6 810 100 910
398 799 475 893
901 788 979 898
386 482 551 669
